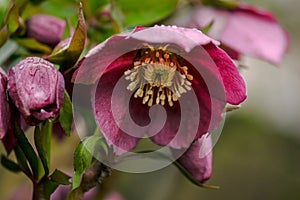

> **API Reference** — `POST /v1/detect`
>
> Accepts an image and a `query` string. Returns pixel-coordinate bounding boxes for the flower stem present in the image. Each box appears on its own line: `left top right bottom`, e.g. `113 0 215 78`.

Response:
68 161 111 200
32 182 47 200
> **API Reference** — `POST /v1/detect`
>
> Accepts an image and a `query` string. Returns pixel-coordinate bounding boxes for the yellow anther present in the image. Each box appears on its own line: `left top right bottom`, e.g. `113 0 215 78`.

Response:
125 44 193 107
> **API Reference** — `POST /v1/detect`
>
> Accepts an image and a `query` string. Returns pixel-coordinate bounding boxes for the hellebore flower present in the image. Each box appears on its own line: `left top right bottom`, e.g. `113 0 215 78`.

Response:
8 57 65 125
26 14 66 48
74 25 246 154
171 4 289 64
0 68 11 139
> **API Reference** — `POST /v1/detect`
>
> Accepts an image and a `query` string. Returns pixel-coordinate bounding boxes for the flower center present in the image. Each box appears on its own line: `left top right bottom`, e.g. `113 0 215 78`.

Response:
124 45 193 107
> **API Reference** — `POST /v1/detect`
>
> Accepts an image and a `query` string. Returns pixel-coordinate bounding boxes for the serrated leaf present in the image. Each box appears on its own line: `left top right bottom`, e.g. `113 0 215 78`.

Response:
1 155 21 173
114 0 179 26
14 38 52 53
34 121 52 175
50 169 71 185
47 3 87 70
59 91 73 136
13 124 43 180
72 135 101 190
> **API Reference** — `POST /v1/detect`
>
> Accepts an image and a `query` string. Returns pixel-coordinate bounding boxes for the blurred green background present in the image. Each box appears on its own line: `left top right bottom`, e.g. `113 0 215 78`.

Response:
1 0 300 199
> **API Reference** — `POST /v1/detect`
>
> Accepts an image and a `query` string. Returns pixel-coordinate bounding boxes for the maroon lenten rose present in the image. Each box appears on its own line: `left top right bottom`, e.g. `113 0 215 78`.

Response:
74 25 247 155
0 68 11 139
172 4 289 64
7 57 65 125
26 14 66 48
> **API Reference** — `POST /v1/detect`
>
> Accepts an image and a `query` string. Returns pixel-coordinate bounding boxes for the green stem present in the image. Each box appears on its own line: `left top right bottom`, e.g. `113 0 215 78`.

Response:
32 182 47 200
68 161 111 200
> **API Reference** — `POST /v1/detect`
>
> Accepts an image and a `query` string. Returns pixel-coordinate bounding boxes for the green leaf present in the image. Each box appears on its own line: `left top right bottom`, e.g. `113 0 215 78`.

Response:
72 135 101 190
36 170 71 199
1 155 21 173
14 144 32 177
71 170 83 191
50 169 71 185
59 91 73 136
0 25 8 47
0 39 18 67
0 0 9 26
47 3 87 70
201 20 214 35
13 124 43 180
110 0 125 32
40 0 77 22
113 0 179 26
201 0 238 9
29 0 46 5
82 0 109 19
14 38 52 54
42 180 60 199
34 121 52 176
6 3 20 34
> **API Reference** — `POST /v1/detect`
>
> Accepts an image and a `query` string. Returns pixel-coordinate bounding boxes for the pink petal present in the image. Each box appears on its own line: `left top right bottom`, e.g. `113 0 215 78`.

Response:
180 5 288 64
1 130 17 155
93 56 140 155
176 134 213 183
7 57 65 125
74 25 218 84
129 25 219 52
74 28 143 84
104 191 124 200
149 66 225 148
149 96 198 149
220 5 289 64
202 43 247 105
0 68 10 139
150 48 229 147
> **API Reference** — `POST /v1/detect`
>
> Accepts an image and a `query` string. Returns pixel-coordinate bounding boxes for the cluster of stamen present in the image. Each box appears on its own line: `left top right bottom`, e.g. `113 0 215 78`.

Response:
124 44 193 107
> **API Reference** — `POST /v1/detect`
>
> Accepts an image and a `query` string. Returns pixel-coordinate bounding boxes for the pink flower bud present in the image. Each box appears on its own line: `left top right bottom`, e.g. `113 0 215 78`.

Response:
177 135 212 183
8 57 65 125
26 14 65 48
0 68 11 139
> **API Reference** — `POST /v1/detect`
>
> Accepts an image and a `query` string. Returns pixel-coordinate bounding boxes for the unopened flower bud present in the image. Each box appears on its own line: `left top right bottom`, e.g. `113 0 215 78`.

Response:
26 14 65 48
8 57 65 125
177 135 212 184
0 68 11 139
